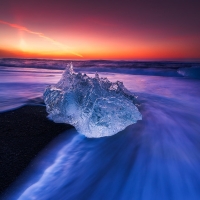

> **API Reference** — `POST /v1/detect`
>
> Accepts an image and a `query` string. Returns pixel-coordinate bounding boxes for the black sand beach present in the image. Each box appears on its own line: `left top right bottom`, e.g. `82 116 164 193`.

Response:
0 105 72 195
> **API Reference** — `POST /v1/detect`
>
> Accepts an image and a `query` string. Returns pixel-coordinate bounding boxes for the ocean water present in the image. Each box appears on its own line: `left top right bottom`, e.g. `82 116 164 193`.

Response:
1 59 200 200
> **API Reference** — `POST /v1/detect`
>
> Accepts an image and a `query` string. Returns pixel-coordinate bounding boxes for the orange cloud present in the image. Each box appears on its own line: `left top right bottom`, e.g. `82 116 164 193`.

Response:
0 19 83 58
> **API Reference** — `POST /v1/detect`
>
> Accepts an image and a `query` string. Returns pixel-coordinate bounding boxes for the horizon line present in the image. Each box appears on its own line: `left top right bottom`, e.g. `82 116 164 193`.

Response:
0 57 200 63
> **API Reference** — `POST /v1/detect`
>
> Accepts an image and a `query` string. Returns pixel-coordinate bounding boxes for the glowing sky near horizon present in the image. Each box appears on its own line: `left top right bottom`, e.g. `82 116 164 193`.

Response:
0 0 200 60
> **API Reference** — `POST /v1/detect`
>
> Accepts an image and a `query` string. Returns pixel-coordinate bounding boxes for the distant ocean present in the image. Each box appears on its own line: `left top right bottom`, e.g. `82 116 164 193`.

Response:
1 58 200 200
0 58 199 112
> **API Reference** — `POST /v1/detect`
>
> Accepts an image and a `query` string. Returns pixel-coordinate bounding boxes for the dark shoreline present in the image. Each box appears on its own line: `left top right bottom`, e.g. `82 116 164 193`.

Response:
0 105 73 194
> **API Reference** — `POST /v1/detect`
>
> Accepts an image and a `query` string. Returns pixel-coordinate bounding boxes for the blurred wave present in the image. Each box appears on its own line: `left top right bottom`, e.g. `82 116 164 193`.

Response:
1 60 200 199
1 58 199 77
5 91 200 200
0 67 63 112
178 66 200 79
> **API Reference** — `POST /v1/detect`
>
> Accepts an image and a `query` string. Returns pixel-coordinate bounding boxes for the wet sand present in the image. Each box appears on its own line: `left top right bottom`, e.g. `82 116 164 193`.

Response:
0 105 72 194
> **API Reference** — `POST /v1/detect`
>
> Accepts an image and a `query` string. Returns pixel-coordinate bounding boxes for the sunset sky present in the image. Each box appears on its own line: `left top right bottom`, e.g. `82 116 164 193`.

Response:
0 0 200 60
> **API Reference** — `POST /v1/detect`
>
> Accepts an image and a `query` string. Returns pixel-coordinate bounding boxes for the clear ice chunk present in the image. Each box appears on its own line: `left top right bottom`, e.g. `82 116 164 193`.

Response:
43 63 142 138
